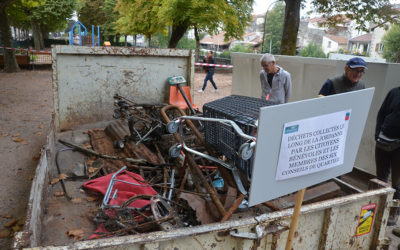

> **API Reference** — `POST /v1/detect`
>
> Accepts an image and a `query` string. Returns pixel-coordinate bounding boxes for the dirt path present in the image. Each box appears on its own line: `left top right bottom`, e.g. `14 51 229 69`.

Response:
0 70 53 249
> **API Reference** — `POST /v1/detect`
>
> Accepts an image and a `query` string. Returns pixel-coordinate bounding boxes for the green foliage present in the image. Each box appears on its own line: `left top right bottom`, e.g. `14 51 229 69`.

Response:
298 42 326 58
78 0 106 26
309 0 398 32
177 36 196 49
262 2 285 54
231 44 251 53
32 0 76 32
101 0 118 37
219 50 231 58
382 24 400 63
151 32 170 48
115 0 253 48
8 0 45 29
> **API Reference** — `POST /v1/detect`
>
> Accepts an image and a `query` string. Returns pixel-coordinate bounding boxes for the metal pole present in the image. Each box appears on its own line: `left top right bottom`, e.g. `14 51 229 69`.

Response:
269 38 272 53
79 25 82 46
261 0 281 53
98 26 100 46
92 25 94 46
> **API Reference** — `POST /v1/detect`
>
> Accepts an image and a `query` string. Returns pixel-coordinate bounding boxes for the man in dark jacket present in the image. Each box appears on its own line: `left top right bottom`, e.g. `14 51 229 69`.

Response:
375 87 400 198
375 87 400 238
198 51 218 93
318 57 366 96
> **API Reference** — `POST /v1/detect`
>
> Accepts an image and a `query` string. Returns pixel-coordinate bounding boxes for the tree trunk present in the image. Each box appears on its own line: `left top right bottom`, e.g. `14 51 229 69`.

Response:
280 0 301 55
134 35 136 48
31 19 44 50
0 3 20 72
168 19 189 48
148 34 151 47
124 35 127 47
194 26 200 62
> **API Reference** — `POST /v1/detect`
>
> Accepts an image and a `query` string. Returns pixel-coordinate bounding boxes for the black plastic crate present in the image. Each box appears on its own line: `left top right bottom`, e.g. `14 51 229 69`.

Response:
203 95 276 177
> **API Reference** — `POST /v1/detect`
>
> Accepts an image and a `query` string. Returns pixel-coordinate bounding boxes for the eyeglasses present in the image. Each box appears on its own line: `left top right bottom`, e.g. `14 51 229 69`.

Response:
350 68 365 74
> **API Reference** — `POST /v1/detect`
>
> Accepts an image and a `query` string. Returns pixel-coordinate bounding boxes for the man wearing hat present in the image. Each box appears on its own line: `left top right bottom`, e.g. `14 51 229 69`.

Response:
318 57 367 96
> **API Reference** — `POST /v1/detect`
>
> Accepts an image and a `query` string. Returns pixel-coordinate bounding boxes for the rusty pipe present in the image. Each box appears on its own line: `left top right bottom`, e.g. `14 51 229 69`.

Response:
220 193 245 222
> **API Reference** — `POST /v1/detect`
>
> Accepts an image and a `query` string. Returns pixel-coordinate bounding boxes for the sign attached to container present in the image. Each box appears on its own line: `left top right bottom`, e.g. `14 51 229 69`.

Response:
248 88 375 206
356 203 376 236
276 110 351 180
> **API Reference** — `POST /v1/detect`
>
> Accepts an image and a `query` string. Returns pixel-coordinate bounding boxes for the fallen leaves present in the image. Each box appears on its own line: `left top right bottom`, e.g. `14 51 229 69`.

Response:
71 198 83 203
4 219 17 228
67 228 84 239
0 216 25 237
88 167 98 175
2 133 9 137
34 131 42 136
50 174 68 185
32 154 41 161
54 190 65 197
0 214 12 218
86 196 98 202
12 138 24 143
38 123 44 129
0 229 10 238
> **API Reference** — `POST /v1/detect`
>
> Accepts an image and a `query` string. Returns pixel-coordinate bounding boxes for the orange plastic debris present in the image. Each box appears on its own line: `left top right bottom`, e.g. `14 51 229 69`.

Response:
168 86 198 110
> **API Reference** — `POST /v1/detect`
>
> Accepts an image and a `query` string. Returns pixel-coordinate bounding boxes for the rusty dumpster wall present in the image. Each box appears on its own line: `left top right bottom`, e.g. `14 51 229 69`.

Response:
17 174 393 249
51 45 195 131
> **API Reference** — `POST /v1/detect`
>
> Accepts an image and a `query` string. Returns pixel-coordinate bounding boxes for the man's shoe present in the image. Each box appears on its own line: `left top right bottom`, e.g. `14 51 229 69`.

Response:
213 88 219 93
392 227 400 238
197 89 204 93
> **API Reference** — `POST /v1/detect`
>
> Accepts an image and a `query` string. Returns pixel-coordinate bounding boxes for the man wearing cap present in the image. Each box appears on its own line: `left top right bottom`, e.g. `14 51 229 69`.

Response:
318 57 367 96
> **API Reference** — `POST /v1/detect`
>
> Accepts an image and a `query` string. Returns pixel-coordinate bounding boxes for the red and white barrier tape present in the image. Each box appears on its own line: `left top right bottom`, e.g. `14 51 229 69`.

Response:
195 62 233 68
1 46 51 54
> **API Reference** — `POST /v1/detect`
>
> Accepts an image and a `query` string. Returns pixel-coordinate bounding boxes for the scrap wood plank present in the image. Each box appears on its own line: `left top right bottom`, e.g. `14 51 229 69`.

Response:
264 181 341 211
88 129 126 172
105 120 160 165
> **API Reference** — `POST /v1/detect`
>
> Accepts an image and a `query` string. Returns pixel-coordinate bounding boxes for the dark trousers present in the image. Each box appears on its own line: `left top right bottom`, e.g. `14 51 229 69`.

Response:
202 71 217 90
375 146 400 199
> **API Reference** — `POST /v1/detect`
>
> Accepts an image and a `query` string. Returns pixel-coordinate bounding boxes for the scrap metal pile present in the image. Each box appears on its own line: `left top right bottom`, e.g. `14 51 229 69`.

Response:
56 93 274 239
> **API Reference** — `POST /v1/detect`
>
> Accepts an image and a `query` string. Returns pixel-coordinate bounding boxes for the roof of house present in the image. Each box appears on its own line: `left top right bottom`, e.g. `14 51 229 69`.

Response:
349 33 372 42
325 35 348 44
306 14 352 25
200 32 234 46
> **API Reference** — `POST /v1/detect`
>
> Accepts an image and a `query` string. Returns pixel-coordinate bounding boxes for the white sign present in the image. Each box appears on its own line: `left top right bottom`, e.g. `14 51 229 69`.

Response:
248 88 374 206
275 110 351 180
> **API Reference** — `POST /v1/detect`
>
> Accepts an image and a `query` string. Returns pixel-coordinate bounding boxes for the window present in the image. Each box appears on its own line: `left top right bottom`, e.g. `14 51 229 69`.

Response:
328 41 331 48
378 43 384 53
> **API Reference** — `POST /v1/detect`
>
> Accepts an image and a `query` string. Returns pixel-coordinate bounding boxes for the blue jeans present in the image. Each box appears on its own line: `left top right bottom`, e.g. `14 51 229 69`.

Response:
202 71 217 90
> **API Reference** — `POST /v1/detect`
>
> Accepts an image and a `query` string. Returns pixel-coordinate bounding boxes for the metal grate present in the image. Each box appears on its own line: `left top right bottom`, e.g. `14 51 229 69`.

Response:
203 95 276 177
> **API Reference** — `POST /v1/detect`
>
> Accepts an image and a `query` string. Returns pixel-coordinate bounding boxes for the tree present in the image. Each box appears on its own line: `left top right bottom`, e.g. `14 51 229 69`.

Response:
281 0 399 55
382 24 400 63
115 0 164 47
280 0 301 55
115 0 253 49
31 0 76 49
0 0 20 72
262 2 285 54
8 0 74 49
298 42 326 58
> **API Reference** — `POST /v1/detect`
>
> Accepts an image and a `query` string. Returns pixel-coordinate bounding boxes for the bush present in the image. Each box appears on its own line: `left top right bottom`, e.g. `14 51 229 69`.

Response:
298 42 326 58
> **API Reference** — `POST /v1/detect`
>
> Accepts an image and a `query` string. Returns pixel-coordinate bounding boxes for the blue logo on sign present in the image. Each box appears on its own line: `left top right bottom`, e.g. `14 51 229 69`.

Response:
285 125 299 134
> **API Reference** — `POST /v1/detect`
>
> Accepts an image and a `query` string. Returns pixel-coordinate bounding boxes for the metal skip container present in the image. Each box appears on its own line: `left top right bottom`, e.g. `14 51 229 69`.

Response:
13 46 395 249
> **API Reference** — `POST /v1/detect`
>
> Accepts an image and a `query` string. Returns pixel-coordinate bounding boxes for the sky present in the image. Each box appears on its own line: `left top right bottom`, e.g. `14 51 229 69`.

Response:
252 0 400 16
